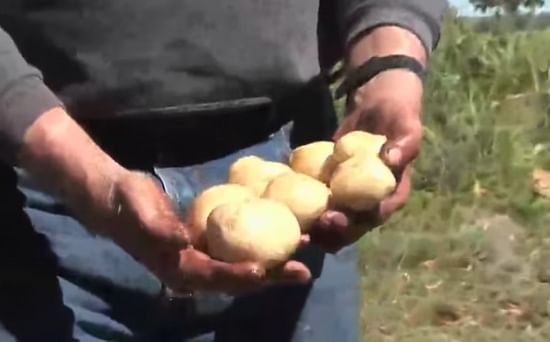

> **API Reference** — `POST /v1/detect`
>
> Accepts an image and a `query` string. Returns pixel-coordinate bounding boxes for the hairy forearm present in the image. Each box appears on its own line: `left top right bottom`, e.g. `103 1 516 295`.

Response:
18 107 126 222
347 26 427 68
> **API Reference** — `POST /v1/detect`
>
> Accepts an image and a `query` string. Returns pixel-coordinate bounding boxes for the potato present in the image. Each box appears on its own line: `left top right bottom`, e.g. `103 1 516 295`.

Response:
330 155 396 211
333 131 387 163
186 184 256 245
289 141 337 184
262 172 331 233
228 156 293 195
206 198 301 267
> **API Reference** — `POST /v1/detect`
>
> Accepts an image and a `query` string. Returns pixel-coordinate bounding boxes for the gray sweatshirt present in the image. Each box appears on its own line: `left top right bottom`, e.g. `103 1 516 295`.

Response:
0 0 448 163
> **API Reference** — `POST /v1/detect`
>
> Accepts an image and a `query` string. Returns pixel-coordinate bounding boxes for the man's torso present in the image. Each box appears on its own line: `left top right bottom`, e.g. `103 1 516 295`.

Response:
2 0 324 118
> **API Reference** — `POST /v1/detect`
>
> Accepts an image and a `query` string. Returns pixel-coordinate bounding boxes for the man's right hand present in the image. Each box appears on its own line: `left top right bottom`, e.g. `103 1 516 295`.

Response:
102 170 312 295
18 107 312 296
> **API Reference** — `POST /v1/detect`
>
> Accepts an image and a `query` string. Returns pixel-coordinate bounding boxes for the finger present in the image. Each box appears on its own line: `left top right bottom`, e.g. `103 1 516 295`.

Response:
207 257 312 293
309 210 352 254
333 110 361 141
135 218 189 254
379 166 412 220
380 120 423 173
208 259 266 289
317 210 351 237
115 173 190 250
298 234 311 249
266 261 312 285
176 248 267 293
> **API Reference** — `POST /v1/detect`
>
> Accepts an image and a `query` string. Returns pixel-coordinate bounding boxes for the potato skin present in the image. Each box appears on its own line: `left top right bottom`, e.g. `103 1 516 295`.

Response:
228 156 293 195
289 141 337 184
330 155 396 211
333 131 387 163
186 184 256 247
206 198 301 267
262 172 331 233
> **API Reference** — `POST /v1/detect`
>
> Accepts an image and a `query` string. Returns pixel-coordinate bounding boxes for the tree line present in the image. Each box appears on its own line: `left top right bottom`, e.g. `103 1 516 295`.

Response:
472 0 545 14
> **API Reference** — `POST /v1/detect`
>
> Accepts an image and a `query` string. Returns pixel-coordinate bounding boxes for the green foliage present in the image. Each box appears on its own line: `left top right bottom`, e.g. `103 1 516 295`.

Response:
470 0 545 14
417 14 550 219
356 13 550 340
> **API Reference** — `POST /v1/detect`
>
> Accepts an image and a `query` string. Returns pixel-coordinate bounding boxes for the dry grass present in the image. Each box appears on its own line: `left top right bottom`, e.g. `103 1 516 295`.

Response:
346 14 550 341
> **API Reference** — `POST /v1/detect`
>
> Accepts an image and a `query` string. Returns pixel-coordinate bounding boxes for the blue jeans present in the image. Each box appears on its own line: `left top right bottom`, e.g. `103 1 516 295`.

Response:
1 126 360 342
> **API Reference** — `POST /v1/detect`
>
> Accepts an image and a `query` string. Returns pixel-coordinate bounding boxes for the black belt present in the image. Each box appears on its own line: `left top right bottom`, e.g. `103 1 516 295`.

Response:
76 75 338 170
78 96 288 170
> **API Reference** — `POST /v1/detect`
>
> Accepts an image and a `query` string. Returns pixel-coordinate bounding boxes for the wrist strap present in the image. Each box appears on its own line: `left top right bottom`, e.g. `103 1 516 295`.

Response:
334 55 426 99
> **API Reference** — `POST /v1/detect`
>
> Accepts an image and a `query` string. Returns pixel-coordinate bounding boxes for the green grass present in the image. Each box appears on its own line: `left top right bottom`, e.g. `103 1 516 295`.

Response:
354 14 550 341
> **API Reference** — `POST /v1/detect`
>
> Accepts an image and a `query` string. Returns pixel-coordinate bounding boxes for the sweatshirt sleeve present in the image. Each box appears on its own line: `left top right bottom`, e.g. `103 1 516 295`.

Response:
0 27 63 165
337 0 449 55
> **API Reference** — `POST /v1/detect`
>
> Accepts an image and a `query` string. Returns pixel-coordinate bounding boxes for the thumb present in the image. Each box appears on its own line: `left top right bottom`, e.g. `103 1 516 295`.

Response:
380 120 422 173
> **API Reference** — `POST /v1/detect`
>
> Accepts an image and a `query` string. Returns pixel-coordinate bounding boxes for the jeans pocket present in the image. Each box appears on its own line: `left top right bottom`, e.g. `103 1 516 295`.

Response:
153 124 292 217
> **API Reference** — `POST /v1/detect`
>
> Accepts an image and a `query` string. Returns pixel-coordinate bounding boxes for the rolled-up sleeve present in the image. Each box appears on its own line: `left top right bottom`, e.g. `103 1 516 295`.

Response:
338 0 449 54
0 27 62 164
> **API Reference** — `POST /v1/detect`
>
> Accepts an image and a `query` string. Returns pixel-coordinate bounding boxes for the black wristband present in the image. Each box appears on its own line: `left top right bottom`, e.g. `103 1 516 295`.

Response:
334 55 426 99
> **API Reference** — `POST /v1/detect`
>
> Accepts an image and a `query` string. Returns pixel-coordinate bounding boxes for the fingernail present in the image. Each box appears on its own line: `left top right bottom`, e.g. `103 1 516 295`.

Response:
386 148 402 165
324 211 338 220
300 235 311 246
325 211 350 227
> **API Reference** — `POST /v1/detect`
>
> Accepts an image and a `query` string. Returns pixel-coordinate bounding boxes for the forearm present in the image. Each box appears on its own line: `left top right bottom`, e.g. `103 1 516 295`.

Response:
346 26 426 110
0 26 125 219
18 107 126 225
0 27 62 164
348 26 426 68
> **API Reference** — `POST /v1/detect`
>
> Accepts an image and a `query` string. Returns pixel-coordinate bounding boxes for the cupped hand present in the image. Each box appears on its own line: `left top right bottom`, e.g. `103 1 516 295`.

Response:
83 171 313 295
308 69 423 254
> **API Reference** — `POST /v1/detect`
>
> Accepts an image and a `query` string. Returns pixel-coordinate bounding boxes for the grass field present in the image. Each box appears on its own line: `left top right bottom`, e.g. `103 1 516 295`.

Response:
354 14 550 341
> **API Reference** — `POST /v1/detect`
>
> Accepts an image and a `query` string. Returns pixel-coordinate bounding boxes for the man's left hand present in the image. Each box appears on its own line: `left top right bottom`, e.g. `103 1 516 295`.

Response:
309 68 424 254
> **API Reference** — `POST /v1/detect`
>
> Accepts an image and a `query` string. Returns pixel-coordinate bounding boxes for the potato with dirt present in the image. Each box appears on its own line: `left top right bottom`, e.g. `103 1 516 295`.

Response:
205 198 301 267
